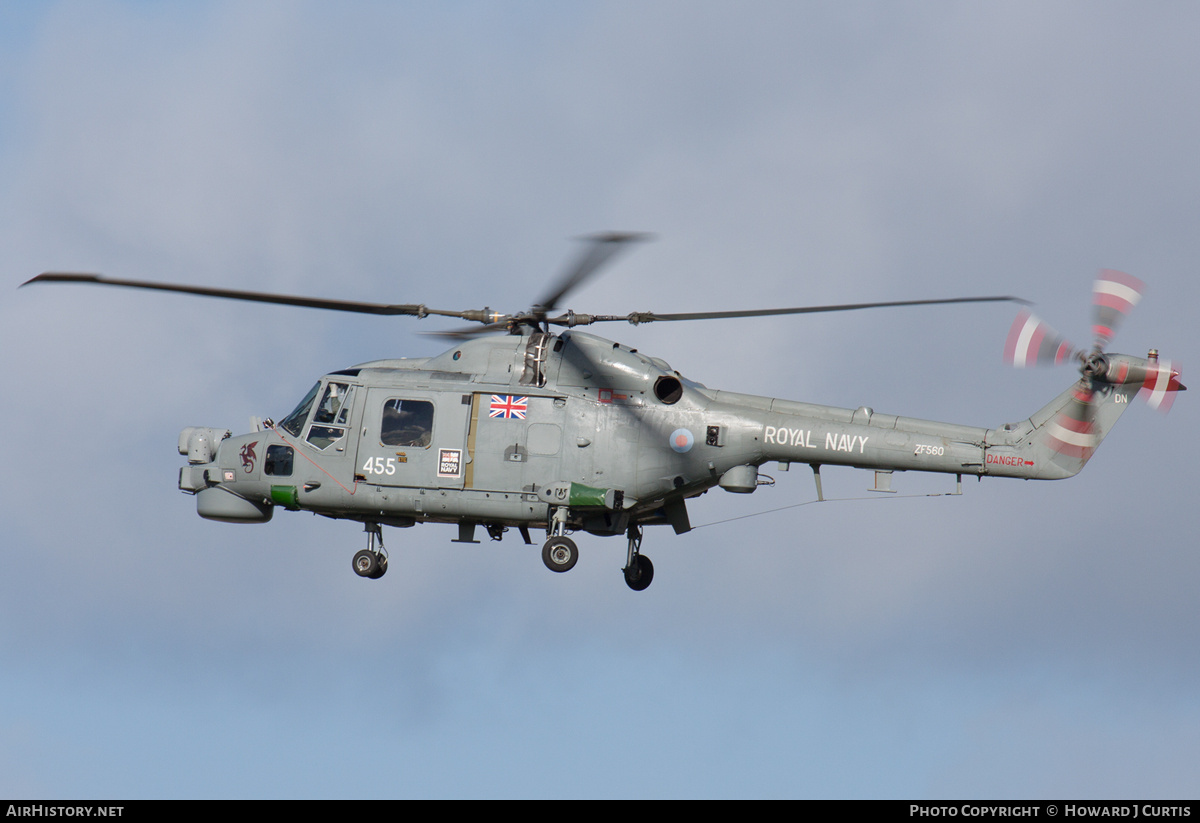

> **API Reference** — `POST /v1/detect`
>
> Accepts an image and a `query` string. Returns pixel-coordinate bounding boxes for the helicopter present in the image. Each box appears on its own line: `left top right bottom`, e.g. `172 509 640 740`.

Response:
22 234 1184 591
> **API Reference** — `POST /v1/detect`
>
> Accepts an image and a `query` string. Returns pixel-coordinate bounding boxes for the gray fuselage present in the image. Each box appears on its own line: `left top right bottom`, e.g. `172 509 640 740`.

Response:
180 329 1136 536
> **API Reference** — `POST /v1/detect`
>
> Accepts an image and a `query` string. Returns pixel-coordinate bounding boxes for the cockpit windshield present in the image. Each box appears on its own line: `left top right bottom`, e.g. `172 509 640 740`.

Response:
280 382 320 437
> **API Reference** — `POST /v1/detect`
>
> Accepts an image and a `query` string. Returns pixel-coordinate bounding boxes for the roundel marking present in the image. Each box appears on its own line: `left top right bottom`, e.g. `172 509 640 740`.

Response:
669 428 694 453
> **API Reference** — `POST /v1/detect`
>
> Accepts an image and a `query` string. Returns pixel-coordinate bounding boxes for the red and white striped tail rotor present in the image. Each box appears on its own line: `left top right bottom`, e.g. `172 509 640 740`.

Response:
1008 271 1182 458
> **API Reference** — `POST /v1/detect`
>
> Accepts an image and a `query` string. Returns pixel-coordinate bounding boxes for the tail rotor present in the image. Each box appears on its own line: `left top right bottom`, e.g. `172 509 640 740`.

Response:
1003 270 1183 460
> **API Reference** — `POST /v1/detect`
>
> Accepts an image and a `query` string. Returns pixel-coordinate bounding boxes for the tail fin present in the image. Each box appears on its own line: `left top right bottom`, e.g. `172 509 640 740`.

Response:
993 352 1182 479
1020 379 1138 479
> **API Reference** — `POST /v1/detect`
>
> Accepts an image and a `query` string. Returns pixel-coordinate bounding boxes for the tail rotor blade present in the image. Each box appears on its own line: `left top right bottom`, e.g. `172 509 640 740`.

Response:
1004 309 1077 367
1043 383 1099 458
1092 269 1144 351
1140 359 1185 414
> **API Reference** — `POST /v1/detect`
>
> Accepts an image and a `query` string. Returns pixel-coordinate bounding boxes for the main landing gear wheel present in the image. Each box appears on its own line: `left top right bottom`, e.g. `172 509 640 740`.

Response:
542 536 579 573
370 553 387 579
353 523 388 579
353 549 387 579
624 554 654 591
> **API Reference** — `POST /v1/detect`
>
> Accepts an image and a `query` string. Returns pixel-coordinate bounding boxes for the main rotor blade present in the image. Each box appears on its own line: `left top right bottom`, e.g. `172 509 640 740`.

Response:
422 322 510 340
532 232 652 315
570 295 1029 326
21 272 476 320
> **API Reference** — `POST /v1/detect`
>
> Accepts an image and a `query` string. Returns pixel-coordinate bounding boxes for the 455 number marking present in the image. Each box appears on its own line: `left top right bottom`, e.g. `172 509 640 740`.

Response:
363 456 399 476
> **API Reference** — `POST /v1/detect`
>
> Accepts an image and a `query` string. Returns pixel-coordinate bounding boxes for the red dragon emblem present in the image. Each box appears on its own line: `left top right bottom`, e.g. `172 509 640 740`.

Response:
240 440 259 473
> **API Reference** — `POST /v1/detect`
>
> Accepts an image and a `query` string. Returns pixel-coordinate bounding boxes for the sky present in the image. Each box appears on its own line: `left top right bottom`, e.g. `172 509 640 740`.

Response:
2 0 1198 799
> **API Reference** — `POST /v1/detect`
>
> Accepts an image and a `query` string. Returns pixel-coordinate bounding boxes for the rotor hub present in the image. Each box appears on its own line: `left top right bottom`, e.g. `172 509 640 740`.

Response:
1082 352 1109 379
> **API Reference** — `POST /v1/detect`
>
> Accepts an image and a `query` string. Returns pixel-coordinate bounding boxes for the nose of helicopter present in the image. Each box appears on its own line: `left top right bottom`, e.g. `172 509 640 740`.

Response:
177 427 276 523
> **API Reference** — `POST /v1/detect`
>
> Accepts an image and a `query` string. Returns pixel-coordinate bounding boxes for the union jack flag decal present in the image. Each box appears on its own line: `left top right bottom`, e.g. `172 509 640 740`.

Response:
489 395 528 419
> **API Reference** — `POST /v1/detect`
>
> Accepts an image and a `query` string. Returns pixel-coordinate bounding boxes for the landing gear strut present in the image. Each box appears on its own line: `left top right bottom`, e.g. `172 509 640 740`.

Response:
542 507 578 573
352 522 388 579
623 524 654 591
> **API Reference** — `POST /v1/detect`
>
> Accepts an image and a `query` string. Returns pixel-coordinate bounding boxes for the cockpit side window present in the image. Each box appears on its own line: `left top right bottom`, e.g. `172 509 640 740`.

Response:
380 399 434 448
265 444 293 476
280 382 321 437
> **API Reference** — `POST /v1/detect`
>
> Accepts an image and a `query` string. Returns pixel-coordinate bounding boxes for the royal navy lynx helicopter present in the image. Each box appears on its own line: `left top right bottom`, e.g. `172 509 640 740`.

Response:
22 235 1184 590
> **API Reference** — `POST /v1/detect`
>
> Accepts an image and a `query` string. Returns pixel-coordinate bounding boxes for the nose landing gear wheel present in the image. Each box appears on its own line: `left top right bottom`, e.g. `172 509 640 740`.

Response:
542 536 578 572
623 554 654 591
